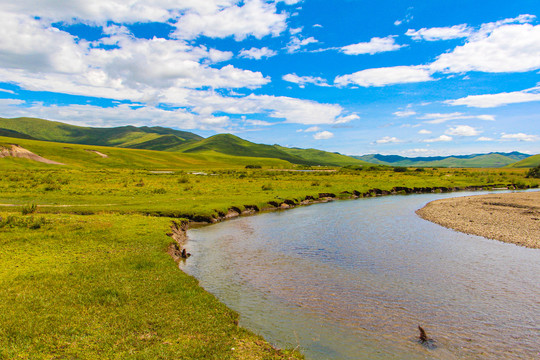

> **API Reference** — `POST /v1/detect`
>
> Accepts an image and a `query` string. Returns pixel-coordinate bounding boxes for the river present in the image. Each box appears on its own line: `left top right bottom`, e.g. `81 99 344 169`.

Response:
180 191 540 359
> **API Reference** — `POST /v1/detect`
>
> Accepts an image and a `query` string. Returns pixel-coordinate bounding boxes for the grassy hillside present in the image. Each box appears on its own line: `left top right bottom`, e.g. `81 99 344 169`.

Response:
0 117 203 149
0 136 292 170
507 154 540 168
354 152 530 168
177 134 313 164
275 145 370 167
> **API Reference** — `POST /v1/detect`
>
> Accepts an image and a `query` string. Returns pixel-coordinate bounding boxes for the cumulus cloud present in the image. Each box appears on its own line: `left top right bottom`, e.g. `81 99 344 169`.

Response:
335 65 432 87
447 86 540 108
282 73 329 87
418 129 431 134
501 133 539 142
239 47 277 60
375 136 401 144
445 125 480 136
430 18 540 73
286 36 318 53
341 36 404 55
422 135 453 143
477 137 493 141
173 0 286 40
313 130 334 140
406 24 472 41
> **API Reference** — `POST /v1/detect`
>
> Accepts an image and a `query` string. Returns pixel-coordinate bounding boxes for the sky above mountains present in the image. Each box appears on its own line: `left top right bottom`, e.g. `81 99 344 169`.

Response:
0 0 539 156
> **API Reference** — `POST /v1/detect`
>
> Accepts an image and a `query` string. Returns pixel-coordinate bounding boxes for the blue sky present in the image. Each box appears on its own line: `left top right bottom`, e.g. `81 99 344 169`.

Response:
0 0 539 156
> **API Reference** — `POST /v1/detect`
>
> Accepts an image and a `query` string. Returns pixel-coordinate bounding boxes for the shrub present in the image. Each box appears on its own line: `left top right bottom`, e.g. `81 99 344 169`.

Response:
245 164 261 169
177 176 190 184
21 203 37 215
393 167 407 172
151 188 167 194
261 184 273 191
526 165 540 178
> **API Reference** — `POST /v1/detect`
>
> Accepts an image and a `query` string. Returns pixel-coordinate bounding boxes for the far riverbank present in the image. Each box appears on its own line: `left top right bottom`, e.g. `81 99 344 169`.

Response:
416 191 540 248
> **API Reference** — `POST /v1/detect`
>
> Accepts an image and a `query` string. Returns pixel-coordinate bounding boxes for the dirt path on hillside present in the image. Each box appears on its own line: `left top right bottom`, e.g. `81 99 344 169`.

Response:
416 191 540 248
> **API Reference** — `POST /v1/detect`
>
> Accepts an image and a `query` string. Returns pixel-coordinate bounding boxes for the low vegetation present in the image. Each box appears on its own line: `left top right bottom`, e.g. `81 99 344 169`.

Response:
1 127 539 359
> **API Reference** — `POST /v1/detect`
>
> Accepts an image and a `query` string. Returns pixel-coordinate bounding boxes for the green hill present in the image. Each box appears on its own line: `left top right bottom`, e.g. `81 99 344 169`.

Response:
0 117 203 149
0 136 291 170
353 152 530 168
274 145 370 167
507 154 540 168
177 134 312 164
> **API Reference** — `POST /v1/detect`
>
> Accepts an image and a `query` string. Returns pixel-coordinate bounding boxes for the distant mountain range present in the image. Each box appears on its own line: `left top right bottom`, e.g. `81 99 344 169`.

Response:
1 117 538 168
352 152 532 168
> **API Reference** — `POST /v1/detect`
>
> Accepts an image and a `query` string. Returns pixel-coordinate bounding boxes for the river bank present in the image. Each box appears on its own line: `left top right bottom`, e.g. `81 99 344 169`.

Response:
416 191 540 248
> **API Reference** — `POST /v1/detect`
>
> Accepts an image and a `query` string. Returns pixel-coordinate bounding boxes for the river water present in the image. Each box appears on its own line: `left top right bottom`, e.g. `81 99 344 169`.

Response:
180 192 540 359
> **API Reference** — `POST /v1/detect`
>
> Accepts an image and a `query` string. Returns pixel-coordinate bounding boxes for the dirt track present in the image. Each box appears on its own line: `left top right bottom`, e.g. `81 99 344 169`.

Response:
416 191 540 249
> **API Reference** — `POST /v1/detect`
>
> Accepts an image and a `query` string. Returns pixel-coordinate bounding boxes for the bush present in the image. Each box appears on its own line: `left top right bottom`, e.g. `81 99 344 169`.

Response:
245 164 261 169
393 167 407 172
21 203 37 215
526 165 540 178
261 184 273 191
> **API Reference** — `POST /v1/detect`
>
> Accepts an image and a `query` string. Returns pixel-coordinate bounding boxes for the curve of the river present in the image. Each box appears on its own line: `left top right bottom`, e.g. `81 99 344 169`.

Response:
180 191 540 359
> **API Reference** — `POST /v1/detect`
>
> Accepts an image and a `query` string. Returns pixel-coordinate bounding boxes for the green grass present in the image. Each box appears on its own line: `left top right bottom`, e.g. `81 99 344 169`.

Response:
0 213 301 359
508 154 540 168
0 117 203 148
0 136 292 170
2 134 540 359
0 117 373 166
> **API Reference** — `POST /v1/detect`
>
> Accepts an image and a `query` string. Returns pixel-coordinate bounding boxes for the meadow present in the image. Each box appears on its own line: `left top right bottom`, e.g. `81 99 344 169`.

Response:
1 152 539 359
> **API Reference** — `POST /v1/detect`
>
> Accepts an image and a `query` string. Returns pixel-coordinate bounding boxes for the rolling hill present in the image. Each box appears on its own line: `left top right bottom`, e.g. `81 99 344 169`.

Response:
507 154 540 168
353 152 532 168
0 117 203 149
0 117 370 167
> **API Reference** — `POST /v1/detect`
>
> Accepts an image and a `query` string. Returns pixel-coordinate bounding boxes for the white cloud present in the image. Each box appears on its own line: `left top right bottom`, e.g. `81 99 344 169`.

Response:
286 36 318 53
430 20 540 73
239 47 278 60
0 13 270 105
477 137 493 141
313 24 323 28
375 136 401 144
445 125 480 136
501 133 539 142
447 86 540 108
0 0 233 24
289 27 303 35
422 135 453 143
418 129 431 134
335 65 432 87
0 98 25 106
406 24 472 41
420 112 495 124
0 88 15 94
313 130 334 140
172 0 287 40
341 36 404 55
302 126 321 132
335 114 360 124
282 73 329 87
393 110 416 117
245 119 273 126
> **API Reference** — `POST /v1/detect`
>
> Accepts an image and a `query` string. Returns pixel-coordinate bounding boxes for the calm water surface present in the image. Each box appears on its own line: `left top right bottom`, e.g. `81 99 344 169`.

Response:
180 192 540 359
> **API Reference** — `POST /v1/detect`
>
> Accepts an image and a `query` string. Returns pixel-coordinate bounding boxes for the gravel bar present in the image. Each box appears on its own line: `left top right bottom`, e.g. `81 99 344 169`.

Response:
416 191 540 249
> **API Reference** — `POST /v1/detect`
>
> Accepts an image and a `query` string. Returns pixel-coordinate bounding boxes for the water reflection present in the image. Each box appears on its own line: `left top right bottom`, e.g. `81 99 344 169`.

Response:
181 192 540 359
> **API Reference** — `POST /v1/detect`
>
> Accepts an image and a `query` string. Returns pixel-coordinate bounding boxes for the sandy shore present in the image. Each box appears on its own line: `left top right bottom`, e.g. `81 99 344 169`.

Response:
416 191 540 249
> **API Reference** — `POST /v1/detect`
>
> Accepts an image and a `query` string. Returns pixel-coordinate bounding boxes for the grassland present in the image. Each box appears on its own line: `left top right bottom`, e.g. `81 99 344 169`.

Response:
1 135 540 359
